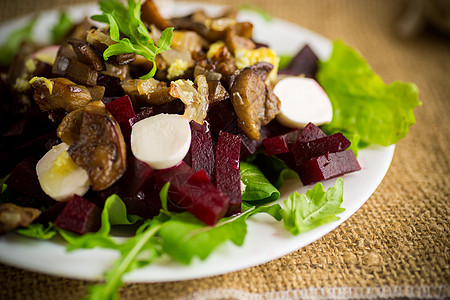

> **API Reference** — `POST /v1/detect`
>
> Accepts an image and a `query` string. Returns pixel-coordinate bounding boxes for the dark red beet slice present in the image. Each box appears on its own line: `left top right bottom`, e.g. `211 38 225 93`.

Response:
215 131 241 216
291 132 351 166
278 44 319 79
105 95 136 138
297 122 327 143
189 120 216 182
36 201 67 224
262 135 289 156
54 195 101 234
155 162 196 212
129 107 154 127
97 156 161 219
156 163 229 225
298 150 361 185
5 157 56 207
182 169 230 225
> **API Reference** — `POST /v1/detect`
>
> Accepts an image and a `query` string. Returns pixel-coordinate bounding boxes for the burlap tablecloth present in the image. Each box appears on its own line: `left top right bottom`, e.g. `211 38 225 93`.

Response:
1 0 449 299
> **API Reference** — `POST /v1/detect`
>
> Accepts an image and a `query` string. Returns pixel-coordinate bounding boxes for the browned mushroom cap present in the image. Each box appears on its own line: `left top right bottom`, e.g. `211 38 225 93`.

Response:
57 107 84 145
68 101 127 191
230 63 280 141
53 55 98 87
225 28 255 55
121 78 176 107
0 203 41 235
30 77 92 112
67 39 105 72
207 79 229 105
141 0 173 30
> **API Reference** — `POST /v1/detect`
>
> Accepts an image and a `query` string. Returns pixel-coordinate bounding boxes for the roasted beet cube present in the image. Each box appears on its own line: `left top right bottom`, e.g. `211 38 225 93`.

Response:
215 131 241 216
298 150 361 185
297 122 327 143
156 163 230 225
155 162 196 212
5 157 56 206
262 135 289 156
291 132 351 166
105 95 136 138
182 169 230 225
189 121 216 182
278 44 319 79
97 156 160 219
54 195 101 234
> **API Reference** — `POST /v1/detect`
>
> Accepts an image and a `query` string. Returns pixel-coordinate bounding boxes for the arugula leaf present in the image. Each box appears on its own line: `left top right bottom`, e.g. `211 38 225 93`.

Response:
16 222 57 240
280 178 345 235
278 54 294 69
51 11 73 44
158 212 246 264
0 16 37 65
240 161 280 205
317 41 421 150
245 152 298 188
85 219 162 300
91 0 173 79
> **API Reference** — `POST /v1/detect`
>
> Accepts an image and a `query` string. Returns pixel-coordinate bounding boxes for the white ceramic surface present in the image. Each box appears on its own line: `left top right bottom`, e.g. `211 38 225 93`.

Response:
0 3 395 282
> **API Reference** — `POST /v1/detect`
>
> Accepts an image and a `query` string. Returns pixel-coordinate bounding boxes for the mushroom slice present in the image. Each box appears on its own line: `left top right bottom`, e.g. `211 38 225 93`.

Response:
230 63 281 141
0 203 41 235
57 108 84 145
30 77 92 112
68 101 127 191
67 39 105 72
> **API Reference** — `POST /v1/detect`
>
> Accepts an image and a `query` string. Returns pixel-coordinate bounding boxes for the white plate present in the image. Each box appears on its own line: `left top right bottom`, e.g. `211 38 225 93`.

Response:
0 2 395 282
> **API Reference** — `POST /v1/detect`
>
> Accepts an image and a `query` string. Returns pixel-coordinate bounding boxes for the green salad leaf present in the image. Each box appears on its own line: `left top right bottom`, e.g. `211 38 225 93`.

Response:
91 0 173 79
85 219 163 300
246 152 298 189
317 41 421 151
51 11 73 44
15 222 57 240
240 161 280 205
280 178 345 235
0 17 37 65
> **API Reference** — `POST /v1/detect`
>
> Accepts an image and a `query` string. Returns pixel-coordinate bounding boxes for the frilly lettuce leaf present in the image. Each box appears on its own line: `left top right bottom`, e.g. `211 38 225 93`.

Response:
317 41 421 150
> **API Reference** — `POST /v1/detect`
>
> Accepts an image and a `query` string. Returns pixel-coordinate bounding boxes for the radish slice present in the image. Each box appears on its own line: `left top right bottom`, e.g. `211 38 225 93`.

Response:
32 45 60 65
131 114 191 170
274 77 333 128
36 142 90 202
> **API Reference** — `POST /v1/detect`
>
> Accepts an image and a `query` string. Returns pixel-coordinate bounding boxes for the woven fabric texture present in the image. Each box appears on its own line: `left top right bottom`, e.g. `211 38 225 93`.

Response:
0 0 449 299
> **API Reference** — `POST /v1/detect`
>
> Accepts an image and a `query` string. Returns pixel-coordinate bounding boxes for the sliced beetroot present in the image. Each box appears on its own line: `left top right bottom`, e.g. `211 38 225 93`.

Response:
5 157 56 207
97 156 161 219
208 99 238 139
182 169 230 225
36 201 67 224
278 44 319 79
189 121 216 182
262 135 289 156
156 163 229 225
298 150 361 185
297 122 327 143
155 162 195 212
291 132 351 166
105 95 136 138
215 131 241 216
54 195 101 234
129 107 154 127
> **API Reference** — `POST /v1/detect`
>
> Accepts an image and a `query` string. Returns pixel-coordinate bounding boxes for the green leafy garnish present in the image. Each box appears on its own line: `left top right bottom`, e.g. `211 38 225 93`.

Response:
16 222 57 240
51 11 73 44
0 17 37 65
91 0 173 79
85 219 163 300
317 41 421 151
240 161 280 205
245 152 298 189
280 178 345 235
278 54 293 69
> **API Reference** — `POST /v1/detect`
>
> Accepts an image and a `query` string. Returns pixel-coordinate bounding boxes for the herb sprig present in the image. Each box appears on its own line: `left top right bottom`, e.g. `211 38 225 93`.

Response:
91 0 173 79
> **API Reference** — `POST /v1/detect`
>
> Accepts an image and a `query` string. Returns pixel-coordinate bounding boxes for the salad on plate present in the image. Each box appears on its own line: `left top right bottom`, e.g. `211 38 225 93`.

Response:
0 0 420 298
